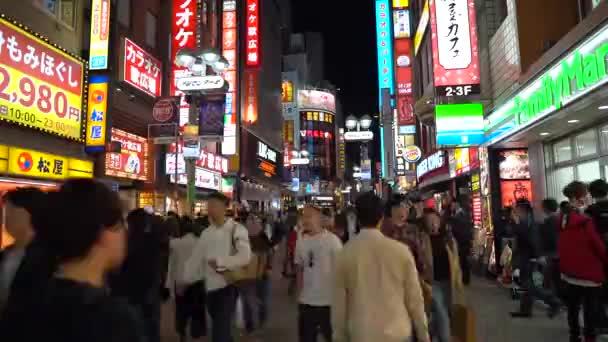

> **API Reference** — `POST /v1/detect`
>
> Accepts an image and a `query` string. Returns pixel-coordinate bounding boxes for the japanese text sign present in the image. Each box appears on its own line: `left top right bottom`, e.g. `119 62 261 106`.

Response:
122 38 162 97
0 145 93 180
0 18 84 140
89 0 111 70
85 76 109 149
222 0 238 155
168 143 229 174
429 0 480 96
105 128 149 181
246 0 260 68
375 0 395 107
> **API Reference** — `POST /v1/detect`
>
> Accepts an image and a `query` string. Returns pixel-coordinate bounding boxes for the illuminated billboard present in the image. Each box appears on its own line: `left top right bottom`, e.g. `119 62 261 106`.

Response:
89 0 111 70
375 0 395 106
122 38 162 97
429 0 480 96
298 90 336 113
222 0 238 155
171 0 197 126
0 17 84 141
245 0 260 68
436 103 484 146
105 128 150 181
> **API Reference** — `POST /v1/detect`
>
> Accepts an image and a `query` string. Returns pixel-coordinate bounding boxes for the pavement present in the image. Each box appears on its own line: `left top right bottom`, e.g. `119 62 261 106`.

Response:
160 273 582 342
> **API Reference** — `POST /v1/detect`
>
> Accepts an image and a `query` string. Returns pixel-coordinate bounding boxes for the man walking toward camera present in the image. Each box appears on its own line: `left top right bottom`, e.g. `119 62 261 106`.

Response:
296 206 343 342
183 192 251 342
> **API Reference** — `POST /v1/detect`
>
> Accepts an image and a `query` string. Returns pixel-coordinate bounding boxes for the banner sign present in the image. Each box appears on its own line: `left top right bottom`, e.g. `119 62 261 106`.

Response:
429 0 480 96
85 75 109 150
0 145 93 180
105 128 149 181
297 90 336 113
122 38 162 97
171 0 197 126
199 94 225 137
0 18 84 140
243 71 258 123
89 0 111 70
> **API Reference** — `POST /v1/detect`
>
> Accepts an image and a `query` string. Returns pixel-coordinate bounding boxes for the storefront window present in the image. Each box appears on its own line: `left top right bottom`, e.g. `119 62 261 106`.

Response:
575 130 598 157
577 160 601 183
550 167 574 201
553 138 572 163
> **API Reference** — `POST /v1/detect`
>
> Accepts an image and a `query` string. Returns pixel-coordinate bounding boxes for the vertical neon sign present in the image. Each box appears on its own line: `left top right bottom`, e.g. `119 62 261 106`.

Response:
375 0 394 178
222 0 237 155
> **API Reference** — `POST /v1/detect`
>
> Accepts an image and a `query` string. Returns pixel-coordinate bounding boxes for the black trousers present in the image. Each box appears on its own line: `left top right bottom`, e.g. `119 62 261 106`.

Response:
175 281 206 338
207 285 238 342
562 281 601 340
459 246 471 285
298 304 332 342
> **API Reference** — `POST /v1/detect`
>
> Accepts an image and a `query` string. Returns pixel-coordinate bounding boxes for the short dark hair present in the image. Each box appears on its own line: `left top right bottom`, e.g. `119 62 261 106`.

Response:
563 181 588 200
589 179 608 199
36 179 123 261
542 198 559 213
3 187 46 216
355 192 384 228
207 191 229 205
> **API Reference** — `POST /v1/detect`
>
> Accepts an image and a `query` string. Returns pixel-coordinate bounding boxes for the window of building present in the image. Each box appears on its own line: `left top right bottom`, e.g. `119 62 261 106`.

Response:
553 138 572 163
549 166 574 201
117 0 131 28
577 160 601 183
575 129 598 157
146 11 157 49
33 0 76 28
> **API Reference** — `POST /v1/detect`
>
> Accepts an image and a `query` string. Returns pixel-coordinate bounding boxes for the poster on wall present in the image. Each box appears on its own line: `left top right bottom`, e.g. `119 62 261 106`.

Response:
105 129 149 181
499 150 530 180
198 94 225 138
500 180 533 207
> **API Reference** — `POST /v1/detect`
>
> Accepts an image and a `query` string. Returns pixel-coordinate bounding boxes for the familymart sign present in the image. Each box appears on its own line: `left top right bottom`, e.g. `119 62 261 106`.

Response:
485 24 608 140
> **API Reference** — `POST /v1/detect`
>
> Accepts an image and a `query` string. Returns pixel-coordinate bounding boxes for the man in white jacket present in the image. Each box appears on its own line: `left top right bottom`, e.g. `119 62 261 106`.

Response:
183 192 251 342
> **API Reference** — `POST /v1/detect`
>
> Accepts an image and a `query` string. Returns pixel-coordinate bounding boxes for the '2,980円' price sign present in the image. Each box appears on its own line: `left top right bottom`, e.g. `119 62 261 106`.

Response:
0 18 84 140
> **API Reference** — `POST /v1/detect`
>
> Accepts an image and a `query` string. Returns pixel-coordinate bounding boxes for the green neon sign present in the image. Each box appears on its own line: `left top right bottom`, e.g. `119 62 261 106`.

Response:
485 25 608 137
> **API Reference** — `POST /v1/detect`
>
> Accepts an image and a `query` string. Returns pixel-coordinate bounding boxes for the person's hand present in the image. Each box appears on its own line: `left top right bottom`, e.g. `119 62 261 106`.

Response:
208 259 219 270
161 287 171 301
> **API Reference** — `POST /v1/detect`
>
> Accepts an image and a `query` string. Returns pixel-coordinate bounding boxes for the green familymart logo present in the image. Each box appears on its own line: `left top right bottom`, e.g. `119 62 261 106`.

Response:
515 42 608 126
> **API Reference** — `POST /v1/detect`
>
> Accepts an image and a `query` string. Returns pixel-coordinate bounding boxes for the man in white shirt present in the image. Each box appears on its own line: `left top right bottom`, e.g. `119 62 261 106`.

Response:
183 192 251 342
332 192 430 342
296 206 342 342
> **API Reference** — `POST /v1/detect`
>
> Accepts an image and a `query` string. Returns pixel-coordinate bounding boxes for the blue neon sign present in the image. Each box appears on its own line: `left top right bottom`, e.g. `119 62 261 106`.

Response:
375 0 394 106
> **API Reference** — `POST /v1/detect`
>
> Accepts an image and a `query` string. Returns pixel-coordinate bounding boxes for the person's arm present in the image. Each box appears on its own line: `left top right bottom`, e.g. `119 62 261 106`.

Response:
401 247 430 342
216 224 251 270
331 252 347 342
294 240 305 298
182 235 206 285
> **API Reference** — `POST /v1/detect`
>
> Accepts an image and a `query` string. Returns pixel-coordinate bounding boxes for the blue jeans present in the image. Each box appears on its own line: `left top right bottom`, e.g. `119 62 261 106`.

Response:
256 275 270 325
431 281 451 342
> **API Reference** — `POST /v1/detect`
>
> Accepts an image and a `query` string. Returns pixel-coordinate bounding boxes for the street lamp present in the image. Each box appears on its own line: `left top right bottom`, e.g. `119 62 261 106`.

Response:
174 47 230 215
360 114 373 130
345 115 358 130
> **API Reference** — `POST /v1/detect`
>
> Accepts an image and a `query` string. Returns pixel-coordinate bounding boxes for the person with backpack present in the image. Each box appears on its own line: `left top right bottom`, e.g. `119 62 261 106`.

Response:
586 179 608 331
183 191 251 342
561 181 608 342
0 179 146 342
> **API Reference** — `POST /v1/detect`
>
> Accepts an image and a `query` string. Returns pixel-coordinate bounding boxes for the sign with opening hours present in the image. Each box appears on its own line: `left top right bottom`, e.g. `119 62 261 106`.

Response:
0 17 84 140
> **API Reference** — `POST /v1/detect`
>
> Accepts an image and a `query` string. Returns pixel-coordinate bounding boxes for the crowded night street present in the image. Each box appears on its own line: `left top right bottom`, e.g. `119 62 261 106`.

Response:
2 0 608 342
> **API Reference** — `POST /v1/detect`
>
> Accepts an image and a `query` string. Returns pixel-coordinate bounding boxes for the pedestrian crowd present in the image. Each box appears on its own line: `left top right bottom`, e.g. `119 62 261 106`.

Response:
494 179 608 342
6 177 608 342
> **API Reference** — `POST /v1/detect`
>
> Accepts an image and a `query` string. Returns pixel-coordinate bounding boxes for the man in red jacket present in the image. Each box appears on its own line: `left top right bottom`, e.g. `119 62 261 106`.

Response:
560 181 608 342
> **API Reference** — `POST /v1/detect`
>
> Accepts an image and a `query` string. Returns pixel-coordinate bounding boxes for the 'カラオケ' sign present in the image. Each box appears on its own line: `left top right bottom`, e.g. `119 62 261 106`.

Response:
122 38 162 97
0 18 84 140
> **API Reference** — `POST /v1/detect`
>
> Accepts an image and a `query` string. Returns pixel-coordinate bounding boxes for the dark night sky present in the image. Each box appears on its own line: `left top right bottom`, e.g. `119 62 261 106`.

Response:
291 1 378 117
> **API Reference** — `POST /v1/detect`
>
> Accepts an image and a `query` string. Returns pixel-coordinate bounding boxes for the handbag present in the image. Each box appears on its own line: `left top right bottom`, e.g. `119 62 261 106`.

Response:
451 303 477 342
223 223 265 285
